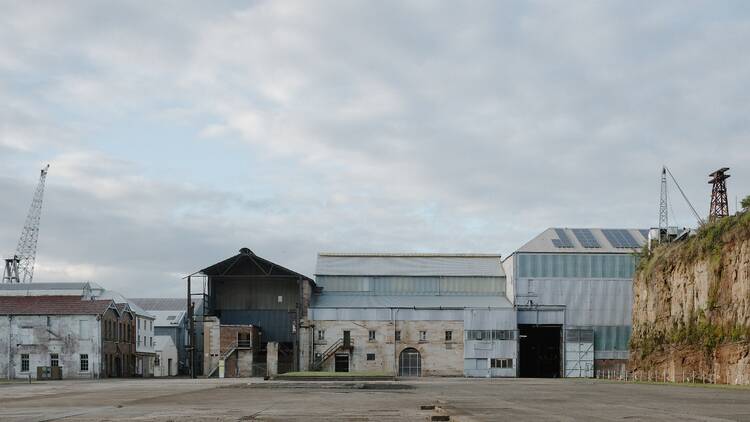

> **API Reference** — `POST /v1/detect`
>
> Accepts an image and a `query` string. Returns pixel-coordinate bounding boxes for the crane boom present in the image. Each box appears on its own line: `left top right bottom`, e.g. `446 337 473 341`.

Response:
3 164 50 283
664 166 705 226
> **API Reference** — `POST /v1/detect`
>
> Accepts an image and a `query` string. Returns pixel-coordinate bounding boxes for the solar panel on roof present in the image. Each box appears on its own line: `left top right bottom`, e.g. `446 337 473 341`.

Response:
602 229 641 248
638 229 649 238
572 228 601 248
551 228 574 248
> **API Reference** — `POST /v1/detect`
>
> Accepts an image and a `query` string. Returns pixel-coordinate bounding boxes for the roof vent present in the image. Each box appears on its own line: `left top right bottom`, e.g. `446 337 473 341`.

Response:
239 247 254 255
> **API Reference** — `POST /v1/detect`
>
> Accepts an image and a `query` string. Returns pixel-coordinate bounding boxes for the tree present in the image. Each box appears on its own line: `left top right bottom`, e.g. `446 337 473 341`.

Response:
742 195 750 211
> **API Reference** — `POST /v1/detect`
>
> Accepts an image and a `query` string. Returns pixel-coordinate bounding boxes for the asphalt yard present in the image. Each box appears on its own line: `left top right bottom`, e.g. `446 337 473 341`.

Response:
1 377 749 421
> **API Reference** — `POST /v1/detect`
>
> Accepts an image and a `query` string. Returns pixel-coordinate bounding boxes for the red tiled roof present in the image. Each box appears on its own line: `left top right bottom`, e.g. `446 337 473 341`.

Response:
0 295 114 315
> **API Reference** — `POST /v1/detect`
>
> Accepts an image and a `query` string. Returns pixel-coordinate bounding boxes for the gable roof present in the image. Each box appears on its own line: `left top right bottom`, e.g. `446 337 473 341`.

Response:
513 228 647 254
316 253 505 277
130 298 192 312
0 296 115 316
196 248 313 282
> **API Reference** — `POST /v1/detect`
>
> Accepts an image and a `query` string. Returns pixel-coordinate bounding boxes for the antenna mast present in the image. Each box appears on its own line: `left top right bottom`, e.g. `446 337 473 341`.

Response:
659 167 669 240
3 164 50 283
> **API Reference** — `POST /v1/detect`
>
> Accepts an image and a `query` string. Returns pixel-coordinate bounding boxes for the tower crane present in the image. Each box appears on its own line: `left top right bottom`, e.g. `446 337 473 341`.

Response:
3 165 50 283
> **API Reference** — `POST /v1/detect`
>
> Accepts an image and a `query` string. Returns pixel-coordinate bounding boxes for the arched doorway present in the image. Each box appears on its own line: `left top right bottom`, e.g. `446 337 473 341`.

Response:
399 348 421 377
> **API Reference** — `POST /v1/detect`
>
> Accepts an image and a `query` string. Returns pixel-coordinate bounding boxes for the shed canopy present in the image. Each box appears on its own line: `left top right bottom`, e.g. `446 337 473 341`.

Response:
196 248 313 282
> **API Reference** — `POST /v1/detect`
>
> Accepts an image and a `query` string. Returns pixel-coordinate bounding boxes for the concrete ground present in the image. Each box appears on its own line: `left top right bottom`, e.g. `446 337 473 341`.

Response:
1 377 749 421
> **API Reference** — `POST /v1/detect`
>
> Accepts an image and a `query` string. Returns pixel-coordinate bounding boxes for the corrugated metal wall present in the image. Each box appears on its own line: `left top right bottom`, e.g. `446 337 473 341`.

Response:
316 255 504 277
217 310 295 343
211 278 299 311
316 276 505 295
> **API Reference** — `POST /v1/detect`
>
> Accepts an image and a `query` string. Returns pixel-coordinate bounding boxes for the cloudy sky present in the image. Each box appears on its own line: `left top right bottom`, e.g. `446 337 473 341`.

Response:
1 1 748 297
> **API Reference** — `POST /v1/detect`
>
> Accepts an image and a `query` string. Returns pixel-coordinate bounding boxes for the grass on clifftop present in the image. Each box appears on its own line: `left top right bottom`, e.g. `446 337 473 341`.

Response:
632 209 750 356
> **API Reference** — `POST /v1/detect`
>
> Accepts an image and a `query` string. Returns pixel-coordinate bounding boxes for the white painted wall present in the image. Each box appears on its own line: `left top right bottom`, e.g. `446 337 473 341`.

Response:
154 335 178 377
0 314 101 379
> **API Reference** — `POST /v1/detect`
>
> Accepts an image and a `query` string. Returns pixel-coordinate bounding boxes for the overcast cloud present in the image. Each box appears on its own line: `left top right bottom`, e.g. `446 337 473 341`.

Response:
1 1 748 297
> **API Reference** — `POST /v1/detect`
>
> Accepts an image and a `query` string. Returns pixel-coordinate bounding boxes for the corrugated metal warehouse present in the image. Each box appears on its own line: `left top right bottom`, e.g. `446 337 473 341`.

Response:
309 253 517 377
503 228 645 377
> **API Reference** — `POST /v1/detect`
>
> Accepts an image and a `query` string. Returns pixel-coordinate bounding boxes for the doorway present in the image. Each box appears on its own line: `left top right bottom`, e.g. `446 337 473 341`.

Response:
168 358 173 376
398 348 421 377
519 324 561 378
334 353 349 372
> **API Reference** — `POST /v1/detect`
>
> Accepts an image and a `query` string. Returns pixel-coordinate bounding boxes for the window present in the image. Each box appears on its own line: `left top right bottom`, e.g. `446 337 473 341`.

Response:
155 354 160 366
138 336 141 346
50 353 59 367
419 331 427 341
138 319 141 330
20 354 29 372
465 330 516 341
395 330 401 341
445 331 453 342
367 353 375 361
317 330 326 341
80 354 89 372
150 337 153 347
491 358 513 369
368 330 376 341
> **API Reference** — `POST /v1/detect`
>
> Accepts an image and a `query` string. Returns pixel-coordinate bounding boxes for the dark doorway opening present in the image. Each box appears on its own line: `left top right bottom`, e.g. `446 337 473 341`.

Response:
519 324 561 378
335 353 349 372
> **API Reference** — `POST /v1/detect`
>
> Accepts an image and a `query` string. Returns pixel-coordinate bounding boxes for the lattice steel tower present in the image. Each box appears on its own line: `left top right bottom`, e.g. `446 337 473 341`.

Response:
659 167 669 238
708 167 730 220
3 165 50 283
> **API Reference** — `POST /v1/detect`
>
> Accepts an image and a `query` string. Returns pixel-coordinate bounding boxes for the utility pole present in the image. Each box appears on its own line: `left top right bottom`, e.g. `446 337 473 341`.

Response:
708 168 730 220
3 165 50 283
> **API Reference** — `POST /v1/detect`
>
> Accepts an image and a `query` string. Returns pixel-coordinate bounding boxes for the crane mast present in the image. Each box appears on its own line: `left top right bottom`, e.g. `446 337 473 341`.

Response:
3 164 50 283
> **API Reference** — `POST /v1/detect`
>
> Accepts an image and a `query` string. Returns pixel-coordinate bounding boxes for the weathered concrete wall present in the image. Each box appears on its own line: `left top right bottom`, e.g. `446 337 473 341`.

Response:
0 314 101 379
631 215 750 384
313 320 464 376
267 341 278 377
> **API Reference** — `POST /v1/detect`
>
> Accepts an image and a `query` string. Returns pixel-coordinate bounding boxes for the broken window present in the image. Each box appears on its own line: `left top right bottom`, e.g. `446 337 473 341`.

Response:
80 354 89 372
317 330 325 341
50 353 59 367
367 353 375 361
445 331 453 341
368 330 376 341
419 331 427 341
20 354 29 372
395 330 401 341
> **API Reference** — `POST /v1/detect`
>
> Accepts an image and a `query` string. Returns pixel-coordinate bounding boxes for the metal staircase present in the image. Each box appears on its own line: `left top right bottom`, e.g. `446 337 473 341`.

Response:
311 338 344 371
207 340 251 377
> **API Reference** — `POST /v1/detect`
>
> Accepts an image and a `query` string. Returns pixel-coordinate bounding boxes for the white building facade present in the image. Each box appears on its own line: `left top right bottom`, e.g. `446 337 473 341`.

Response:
0 296 117 380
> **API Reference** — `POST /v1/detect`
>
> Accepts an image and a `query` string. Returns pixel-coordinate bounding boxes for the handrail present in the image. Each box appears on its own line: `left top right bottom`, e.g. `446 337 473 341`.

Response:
312 338 344 370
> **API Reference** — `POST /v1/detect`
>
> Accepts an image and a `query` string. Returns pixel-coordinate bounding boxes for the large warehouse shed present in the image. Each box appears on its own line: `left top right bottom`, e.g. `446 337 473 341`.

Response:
503 228 645 378
309 253 517 377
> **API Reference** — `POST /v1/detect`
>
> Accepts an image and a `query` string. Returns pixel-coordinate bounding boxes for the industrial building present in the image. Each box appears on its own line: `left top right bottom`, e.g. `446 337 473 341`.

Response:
186 248 315 377
130 298 193 375
0 282 152 378
0 295 136 379
309 253 516 377
503 228 644 377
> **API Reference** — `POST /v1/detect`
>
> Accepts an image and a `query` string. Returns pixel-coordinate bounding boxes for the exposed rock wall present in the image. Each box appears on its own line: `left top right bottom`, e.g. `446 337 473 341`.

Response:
630 212 750 384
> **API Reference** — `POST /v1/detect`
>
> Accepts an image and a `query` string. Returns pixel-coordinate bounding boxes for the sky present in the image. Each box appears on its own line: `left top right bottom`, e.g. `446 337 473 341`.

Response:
1 1 749 297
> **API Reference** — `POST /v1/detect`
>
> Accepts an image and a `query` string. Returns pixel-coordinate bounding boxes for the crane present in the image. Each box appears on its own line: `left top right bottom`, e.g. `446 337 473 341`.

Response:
3 164 50 283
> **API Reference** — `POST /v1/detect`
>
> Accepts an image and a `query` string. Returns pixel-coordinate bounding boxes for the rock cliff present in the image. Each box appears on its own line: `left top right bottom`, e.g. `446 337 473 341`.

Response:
630 211 750 384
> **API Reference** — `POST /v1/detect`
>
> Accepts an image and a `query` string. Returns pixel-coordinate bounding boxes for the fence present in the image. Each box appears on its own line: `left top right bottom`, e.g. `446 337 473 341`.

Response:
595 367 749 385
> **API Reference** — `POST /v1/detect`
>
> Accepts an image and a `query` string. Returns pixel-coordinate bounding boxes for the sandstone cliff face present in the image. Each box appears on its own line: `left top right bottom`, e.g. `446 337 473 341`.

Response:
630 212 750 384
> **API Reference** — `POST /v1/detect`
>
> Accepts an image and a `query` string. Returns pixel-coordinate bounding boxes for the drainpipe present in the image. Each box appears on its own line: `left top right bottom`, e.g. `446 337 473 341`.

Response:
7 316 12 380
393 308 399 376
